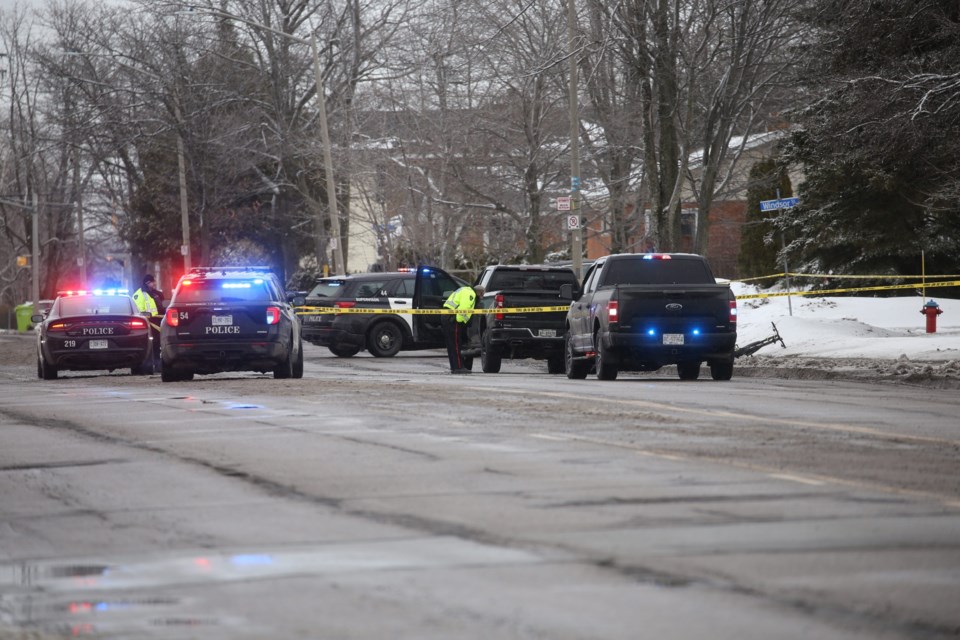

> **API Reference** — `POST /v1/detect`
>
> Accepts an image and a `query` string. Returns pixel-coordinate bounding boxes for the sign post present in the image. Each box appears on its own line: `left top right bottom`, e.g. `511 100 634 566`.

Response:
759 196 799 316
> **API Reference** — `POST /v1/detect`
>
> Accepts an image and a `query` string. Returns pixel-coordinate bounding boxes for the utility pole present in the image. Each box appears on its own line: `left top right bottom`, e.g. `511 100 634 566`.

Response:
31 190 39 309
311 35 345 275
566 0 583 280
175 101 191 273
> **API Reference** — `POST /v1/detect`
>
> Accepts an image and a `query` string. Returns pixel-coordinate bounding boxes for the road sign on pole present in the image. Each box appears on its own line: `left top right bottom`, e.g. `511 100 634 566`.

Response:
556 196 571 211
566 215 580 230
759 196 799 212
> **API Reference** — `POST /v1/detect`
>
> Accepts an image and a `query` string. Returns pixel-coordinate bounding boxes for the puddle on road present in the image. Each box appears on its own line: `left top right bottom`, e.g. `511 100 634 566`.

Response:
0 537 541 637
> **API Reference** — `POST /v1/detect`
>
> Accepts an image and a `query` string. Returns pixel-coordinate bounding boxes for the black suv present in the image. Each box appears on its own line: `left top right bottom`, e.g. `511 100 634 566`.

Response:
160 267 303 382
300 267 466 358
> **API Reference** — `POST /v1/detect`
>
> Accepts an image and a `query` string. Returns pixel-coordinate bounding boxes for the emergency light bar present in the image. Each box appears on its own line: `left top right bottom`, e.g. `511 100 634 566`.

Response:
57 289 129 297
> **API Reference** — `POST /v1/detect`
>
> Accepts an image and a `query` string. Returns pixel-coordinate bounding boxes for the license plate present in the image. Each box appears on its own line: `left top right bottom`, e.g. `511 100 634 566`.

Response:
663 333 684 345
538 329 556 338
212 315 233 326
89 340 108 349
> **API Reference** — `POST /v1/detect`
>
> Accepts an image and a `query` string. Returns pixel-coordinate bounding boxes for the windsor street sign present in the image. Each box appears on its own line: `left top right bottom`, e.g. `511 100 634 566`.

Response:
759 196 799 212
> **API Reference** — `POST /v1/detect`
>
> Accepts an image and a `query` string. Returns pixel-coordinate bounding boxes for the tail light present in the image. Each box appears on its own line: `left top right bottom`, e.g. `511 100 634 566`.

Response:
266 306 281 325
335 301 356 309
165 307 179 327
729 300 738 324
495 294 504 321
127 318 147 330
48 321 67 333
608 299 619 324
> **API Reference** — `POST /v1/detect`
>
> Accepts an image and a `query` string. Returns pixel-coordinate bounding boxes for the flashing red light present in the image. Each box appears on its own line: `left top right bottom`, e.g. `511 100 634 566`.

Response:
642 254 672 260
181 279 193 286
334 301 356 309
127 318 147 330
165 307 179 327
266 306 281 325
729 299 738 324
495 293 504 321
608 299 619 324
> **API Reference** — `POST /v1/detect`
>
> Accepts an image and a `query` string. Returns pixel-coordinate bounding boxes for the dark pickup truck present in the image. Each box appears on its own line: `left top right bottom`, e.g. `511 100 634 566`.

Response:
564 253 737 381
464 264 578 373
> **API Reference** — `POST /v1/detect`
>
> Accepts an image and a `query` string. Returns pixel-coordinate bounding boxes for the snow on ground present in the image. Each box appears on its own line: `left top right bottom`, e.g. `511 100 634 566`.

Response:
733 283 960 360
732 282 960 386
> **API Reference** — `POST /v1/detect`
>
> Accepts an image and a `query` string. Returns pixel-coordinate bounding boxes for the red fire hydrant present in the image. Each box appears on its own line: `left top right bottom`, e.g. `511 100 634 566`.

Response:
921 300 943 334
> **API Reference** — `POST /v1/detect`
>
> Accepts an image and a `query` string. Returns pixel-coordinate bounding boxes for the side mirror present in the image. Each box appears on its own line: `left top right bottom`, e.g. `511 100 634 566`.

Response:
558 284 574 301
30 314 44 323
292 296 306 307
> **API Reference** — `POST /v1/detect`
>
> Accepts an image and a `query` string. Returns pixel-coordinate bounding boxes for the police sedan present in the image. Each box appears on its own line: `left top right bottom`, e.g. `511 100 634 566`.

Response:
34 289 154 380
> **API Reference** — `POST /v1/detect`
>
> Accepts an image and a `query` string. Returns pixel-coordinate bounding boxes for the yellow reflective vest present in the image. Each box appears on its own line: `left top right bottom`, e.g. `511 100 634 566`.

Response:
132 288 158 315
443 286 477 324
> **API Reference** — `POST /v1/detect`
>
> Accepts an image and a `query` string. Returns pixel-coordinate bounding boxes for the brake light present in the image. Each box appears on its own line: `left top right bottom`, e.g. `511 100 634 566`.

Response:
48 321 66 332
608 299 619 324
495 294 504 321
335 301 356 309
127 318 147 330
165 307 179 327
729 299 738 324
181 280 192 286
266 306 281 325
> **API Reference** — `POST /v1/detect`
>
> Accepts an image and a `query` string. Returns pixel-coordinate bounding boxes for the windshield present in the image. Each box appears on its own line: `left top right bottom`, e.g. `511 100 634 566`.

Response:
59 296 135 316
173 280 273 303
307 279 348 298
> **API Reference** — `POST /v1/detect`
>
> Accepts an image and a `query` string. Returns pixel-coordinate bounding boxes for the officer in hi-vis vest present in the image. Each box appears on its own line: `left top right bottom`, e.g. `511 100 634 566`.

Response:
132 274 163 366
442 285 484 374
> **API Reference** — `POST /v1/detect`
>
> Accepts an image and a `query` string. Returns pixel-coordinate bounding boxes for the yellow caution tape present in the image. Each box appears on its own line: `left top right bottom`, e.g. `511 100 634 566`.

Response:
735 279 960 300
297 305 571 316
733 272 960 282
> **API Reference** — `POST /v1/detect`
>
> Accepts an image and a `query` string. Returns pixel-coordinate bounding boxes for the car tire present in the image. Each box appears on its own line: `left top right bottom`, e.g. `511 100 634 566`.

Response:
273 341 295 379
329 344 360 358
161 366 179 382
480 332 502 373
594 334 618 381
292 340 304 379
38 353 58 380
710 360 734 381
565 332 589 379
367 321 403 358
677 361 701 380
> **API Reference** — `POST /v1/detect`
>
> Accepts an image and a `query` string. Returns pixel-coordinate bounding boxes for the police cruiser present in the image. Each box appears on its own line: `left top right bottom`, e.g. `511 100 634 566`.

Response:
160 267 303 381
299 267 467 358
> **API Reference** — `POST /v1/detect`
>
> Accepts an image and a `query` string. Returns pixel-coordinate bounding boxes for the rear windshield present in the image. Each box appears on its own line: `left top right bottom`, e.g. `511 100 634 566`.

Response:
486 270 578 291
307 279 348 298
173 280 273 303
602 258 714 285
59 296 135 316
341 279 396 298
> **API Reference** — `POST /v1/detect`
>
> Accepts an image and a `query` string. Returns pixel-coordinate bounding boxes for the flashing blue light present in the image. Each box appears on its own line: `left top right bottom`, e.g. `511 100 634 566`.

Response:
642 254 654 260
421 267 432 274
647 328 656 336
254 278 263 284
222 282 252 289
692 328 701 336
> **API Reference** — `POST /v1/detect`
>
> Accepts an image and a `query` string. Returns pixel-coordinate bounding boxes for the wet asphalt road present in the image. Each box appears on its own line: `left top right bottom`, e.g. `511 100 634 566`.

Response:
1 339 959 639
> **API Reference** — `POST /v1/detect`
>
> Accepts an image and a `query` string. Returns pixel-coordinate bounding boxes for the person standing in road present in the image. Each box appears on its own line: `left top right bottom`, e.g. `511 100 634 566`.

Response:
442 285 484 374
133 274 163 315
133 274 164 367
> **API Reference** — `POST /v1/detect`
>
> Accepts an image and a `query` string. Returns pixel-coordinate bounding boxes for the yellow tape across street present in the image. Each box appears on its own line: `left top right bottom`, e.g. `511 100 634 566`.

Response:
297 305 571 316
735 279 960 300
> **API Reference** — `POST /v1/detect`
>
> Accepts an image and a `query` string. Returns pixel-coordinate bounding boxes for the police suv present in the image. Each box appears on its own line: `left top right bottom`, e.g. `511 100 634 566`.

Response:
299 267 467 358
160 267 303 381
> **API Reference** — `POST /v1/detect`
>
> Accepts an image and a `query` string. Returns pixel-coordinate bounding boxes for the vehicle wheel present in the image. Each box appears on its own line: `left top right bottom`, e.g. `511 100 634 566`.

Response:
546 354 565 374
480 333 502 373
710 360 734 381
273 341 295 379
594 334 618 381
565 332 589 379
367 321 403 357
292 340 304 379
39 353 58 380
161 366 180 382
329 344 360 358
677 361 701 380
